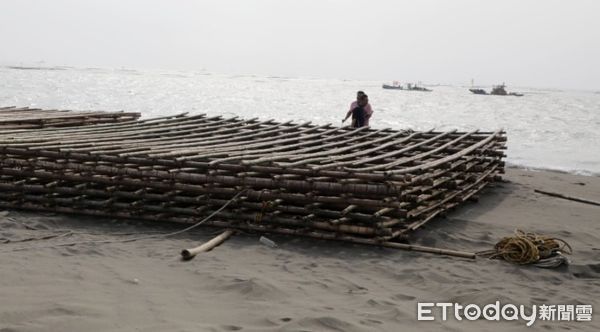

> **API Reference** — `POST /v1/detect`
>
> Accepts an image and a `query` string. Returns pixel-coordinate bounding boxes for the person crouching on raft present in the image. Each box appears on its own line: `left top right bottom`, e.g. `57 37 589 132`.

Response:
343 92 372 128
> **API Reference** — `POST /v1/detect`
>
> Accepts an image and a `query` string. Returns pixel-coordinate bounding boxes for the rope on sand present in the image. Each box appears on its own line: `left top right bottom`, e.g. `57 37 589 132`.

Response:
477 229 572 268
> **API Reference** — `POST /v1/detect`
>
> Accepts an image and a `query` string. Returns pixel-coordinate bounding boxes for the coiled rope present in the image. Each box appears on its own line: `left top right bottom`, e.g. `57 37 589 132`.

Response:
477 229 572 268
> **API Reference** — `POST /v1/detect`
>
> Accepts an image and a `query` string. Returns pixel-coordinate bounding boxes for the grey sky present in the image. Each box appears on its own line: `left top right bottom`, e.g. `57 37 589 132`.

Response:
1 0 598 89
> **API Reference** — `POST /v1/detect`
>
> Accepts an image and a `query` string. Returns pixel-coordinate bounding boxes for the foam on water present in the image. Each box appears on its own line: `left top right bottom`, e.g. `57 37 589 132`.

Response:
1 66 599 175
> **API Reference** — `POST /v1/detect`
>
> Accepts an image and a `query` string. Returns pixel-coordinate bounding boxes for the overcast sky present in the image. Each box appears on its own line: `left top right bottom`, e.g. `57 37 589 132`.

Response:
1 0 598 89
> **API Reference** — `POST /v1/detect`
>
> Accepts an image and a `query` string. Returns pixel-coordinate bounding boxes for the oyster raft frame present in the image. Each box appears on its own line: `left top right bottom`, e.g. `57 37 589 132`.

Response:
0 108 506 248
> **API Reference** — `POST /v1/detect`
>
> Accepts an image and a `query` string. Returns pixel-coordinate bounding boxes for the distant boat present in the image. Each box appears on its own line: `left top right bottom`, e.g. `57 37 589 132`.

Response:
382 82 432 92
469 88 487 95
469 84 523 97
382 84 404 90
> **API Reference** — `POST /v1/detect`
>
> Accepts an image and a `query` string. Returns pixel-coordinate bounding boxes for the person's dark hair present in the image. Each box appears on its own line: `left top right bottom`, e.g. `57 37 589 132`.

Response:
357 94 368 106
357 91 365 96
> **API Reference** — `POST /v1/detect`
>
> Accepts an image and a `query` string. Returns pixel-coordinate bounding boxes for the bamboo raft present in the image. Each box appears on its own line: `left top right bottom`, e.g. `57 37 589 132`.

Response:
0 112 506 247
0 106 140 129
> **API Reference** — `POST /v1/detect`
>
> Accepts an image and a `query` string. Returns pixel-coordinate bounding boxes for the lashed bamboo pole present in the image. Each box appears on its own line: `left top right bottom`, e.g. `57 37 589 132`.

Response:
348 131 478 172
178 125 344 161
279 131 420 167
146 122 326 158
31 116 238 150
0 112 191 137
23 116 247 149
312 131 455 171
90 120 302 155
0 181 407 223
0 146 413 182
0 108 141 130
0 192 390 236
385 130 503 175
0 158 404 196
0 168 409 209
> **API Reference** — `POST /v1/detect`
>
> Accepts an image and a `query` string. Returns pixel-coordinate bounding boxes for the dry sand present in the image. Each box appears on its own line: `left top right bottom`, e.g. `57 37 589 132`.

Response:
0 168 598 331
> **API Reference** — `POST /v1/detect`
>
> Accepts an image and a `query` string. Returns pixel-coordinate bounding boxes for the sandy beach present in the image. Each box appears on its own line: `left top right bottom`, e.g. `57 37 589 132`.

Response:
0 168 598 331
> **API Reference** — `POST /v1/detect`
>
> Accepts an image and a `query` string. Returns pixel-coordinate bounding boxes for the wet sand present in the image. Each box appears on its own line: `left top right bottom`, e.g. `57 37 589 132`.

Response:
0 168 598 331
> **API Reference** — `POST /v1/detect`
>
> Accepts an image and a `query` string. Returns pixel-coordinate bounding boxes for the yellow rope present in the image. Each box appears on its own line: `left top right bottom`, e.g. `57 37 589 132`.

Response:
478 229 572 265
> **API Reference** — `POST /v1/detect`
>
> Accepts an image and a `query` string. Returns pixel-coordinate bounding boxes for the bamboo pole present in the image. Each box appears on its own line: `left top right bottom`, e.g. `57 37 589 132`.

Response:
313 131 454 171
181 229 235 259
384 130 503 175
534 189 600 207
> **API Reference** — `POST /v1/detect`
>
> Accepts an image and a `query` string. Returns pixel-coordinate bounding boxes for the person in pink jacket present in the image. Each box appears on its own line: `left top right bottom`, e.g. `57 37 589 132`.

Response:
342 91 373 127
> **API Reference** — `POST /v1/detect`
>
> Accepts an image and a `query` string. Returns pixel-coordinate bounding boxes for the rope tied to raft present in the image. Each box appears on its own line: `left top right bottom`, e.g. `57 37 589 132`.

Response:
477 229 572 268
255 200 276 223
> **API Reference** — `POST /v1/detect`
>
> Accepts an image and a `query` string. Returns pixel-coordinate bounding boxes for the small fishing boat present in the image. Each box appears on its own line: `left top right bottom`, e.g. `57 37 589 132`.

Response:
469 84 523 97
382 82 432 92
406 83 432 92
382 84 403 90
469 88 487 95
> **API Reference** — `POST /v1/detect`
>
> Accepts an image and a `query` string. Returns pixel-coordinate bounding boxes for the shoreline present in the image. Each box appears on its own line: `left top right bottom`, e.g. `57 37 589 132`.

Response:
0 168 598 331
506 164 600 178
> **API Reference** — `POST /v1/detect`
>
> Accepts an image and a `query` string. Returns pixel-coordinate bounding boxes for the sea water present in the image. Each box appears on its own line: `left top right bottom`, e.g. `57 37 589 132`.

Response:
1 66 599 175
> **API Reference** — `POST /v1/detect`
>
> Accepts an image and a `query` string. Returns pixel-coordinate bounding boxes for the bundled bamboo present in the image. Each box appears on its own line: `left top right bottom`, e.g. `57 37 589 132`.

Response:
0 106 140 129
0 111 506 248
